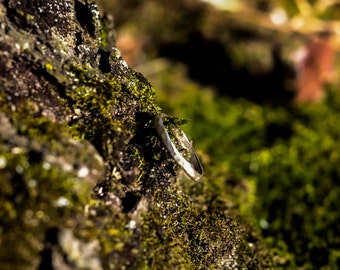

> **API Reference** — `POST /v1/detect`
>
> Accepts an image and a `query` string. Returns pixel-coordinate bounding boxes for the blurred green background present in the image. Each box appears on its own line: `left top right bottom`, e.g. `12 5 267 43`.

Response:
97 0 340 268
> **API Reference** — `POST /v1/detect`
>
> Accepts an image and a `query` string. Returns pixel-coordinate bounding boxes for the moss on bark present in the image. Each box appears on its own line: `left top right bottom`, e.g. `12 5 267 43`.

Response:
0 0 273 269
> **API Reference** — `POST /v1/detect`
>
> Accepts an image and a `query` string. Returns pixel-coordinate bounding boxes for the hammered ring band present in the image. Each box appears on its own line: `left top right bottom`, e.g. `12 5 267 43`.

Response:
154 113 203 181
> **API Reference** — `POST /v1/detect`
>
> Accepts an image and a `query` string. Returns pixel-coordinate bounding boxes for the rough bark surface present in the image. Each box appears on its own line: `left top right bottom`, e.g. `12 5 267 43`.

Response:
0 0 272 269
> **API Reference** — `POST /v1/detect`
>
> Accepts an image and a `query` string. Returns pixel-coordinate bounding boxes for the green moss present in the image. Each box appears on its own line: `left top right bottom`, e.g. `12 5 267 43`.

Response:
66 63 160 171
0 86 105 268
137 177 272 269
45 63 54 72
154 61 340 268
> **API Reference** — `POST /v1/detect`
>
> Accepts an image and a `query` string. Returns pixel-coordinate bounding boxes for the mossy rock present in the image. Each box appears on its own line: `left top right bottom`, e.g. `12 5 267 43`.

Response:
0 0 273 269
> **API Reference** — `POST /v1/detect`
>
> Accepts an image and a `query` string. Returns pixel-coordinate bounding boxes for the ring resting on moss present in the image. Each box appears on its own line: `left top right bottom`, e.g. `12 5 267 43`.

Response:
154 113 203 181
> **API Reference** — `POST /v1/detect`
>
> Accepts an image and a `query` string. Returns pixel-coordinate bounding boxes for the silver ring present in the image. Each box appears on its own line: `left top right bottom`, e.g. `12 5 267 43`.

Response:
154 113 203 181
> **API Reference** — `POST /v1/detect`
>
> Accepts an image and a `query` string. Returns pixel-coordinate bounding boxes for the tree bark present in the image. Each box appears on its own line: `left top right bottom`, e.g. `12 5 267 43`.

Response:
0 0 272 269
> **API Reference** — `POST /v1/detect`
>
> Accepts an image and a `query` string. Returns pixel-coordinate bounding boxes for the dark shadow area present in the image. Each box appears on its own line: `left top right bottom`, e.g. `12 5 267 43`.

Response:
38 227 59 270
159 31 296 105
122 192 140 213
75 0 96 38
